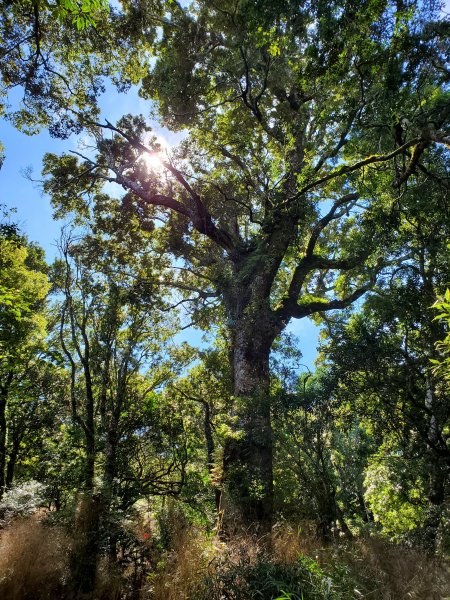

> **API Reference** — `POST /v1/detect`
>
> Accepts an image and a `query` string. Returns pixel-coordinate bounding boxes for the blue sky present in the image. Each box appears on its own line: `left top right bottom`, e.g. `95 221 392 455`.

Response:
1 83 320 371
4 1 449 369
0 84 179 259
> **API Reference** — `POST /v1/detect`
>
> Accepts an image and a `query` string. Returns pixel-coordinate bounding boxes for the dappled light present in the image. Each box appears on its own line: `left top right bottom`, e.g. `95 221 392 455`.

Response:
140 134 169 174
0 0 449 598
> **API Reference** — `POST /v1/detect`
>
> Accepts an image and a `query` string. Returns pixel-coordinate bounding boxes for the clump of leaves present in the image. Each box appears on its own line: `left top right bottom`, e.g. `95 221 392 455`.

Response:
52 0 108 30
432 288 450 381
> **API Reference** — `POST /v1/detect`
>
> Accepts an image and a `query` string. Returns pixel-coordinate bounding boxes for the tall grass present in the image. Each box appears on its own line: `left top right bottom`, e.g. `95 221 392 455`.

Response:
0 517 70 600
142 519 450 600
344 536 450 599
142 504 218 600
0 514 448 599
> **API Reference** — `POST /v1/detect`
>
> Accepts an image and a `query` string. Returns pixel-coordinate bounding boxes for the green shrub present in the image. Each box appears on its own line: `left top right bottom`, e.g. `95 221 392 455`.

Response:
193 555 356 600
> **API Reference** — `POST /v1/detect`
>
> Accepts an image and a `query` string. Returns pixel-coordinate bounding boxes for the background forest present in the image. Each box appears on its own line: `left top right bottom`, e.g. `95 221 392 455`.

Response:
0 0 449 598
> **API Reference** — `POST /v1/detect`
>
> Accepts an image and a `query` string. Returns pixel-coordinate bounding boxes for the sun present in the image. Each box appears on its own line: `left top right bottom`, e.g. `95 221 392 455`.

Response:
140 134 169 173
143 153 163 172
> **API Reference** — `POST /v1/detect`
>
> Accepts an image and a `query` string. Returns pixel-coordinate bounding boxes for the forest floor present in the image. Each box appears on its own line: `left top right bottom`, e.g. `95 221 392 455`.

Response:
0 513 449 600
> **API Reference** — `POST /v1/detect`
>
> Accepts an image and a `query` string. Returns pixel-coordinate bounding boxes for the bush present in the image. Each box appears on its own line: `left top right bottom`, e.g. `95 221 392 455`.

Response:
194 555 355 600
0 481 45 526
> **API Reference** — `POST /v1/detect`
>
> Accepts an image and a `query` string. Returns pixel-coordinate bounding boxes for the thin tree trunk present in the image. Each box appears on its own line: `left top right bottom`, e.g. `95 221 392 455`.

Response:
102 428 119 562
0 372 13 499
197 397 222 514
0 396 7 499
423 376 446 550
336 504 353 540
5 440 19 488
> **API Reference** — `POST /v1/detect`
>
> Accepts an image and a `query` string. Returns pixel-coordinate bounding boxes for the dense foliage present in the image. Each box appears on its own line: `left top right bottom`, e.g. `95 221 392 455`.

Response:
0 1 449 598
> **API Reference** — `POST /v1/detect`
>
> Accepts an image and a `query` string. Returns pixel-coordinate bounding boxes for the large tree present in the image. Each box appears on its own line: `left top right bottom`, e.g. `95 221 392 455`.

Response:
43 0 450 530
0 218 50 498
50 200 192 592
320 180 450 547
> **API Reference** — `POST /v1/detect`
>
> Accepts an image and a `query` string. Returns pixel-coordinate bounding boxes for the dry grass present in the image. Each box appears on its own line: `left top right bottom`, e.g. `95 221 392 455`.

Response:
0 515 130 600
114 522 450 600
284 527 450 600
269 521 450 599
271 520 319 563
142 521 218 600
0 517 71 600
143 521 324 599
353 536 450 600
94 558 124 600
1 513 447 600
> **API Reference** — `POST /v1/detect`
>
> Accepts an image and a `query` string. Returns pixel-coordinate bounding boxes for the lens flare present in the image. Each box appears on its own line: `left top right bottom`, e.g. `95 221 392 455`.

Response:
140 134 168 173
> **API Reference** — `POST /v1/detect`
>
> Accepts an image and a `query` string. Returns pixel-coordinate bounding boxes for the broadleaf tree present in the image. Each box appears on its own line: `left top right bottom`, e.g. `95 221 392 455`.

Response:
42 0 450 530
0 217 50 498
49 197 195 593
319 171 450 547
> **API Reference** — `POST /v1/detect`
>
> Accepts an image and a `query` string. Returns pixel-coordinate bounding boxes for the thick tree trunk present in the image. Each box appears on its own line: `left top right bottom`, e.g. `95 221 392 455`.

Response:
70 493 101 596
70 425 99 595
423 459 446 552
70 438 100 595
221 326 275 533
315 490 337 542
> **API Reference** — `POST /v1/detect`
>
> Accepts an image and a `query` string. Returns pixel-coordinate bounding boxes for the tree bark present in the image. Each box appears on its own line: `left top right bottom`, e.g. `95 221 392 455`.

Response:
0 396 7 499
70 432 99 595
195 397 222 513
315 488 337 542
422 375 447 551
0 372 13 499
70 367 98 595
102 425 119 562
5 439 19 489
221 321 276 533
70 493 101 596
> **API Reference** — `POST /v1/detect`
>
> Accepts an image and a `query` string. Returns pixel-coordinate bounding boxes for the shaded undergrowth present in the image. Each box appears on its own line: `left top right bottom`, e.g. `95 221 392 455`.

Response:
0 515 448 600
